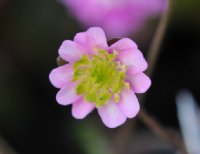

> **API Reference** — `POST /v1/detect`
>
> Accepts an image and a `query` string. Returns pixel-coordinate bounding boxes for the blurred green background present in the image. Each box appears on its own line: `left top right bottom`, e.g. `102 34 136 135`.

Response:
0 0 200 153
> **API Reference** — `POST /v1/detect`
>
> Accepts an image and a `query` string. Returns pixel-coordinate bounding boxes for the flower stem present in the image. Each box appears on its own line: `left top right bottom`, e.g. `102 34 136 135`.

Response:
146 0 173 76
114 1 187 154
139 109 187 154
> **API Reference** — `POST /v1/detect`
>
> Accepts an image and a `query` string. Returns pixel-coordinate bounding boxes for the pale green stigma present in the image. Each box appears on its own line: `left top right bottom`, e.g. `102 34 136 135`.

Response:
72 49 129 107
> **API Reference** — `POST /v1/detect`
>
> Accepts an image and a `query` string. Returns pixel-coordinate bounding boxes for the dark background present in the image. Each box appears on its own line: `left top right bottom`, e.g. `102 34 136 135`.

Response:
0 0 200 153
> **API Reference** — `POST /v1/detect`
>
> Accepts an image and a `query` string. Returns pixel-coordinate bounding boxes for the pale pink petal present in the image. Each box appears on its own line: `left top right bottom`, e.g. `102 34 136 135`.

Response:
56 82 80 105
86 27 108 48
118 48 147 75
49 64 73 88
98 100 126 128
118 89 140 118
58 40 86 63
74 27 108 53
74 32 86 45
110 38 138 52
72 99 95 119
127 73 151 93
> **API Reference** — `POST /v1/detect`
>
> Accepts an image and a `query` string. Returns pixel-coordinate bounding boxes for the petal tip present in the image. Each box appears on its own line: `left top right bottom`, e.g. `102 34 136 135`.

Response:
97 101 127 128
72 110 85 119
72 99 95 119
49 69 58 88
105 118 127 128
129 73 151 93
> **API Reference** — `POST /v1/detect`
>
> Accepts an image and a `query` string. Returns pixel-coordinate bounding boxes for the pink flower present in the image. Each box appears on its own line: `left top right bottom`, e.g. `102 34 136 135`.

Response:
63 0 167 38
49 27 151 128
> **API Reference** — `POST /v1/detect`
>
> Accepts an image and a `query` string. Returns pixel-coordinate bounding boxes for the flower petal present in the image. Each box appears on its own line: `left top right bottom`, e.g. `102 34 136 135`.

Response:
110 38 138 52
72 99 95 119
58 40 85 63
74 27 108 53
118 48 147 75
118 89 140 118
98 100 126 128
56 82 80 105
127 73 151 93
49 64 73 88
74 32 86 46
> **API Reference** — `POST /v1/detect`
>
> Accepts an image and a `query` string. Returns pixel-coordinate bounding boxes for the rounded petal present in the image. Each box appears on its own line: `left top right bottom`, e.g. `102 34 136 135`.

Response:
98 100 126 128
110 38 138 52
49 64 73 88
56 82 80 105
86 27 108 48
127 73 151 93
118 89 140 118
74 27 108 53
74 32 86 46
72 99 95 119
58 40 86 63
118 48 148 75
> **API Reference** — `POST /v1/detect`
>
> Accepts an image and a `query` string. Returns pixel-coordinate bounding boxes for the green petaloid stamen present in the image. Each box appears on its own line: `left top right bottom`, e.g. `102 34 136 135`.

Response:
72 49 129 107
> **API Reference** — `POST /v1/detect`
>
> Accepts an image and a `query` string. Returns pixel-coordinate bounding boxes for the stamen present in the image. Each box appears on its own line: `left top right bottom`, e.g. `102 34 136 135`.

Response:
114 93 120 103
72 48 128 107
124 82 130 91
113 50 118 56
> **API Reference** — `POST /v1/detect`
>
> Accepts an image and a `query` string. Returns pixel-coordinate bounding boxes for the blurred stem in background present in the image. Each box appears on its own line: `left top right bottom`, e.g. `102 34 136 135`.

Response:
146 0 172 77
114 0 187 154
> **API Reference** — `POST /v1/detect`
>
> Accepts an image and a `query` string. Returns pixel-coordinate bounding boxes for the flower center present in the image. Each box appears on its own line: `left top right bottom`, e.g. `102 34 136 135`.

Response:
72 49 129 107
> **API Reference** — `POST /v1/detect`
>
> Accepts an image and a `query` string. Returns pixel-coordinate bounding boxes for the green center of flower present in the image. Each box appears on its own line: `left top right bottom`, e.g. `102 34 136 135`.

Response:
72 49 129 107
